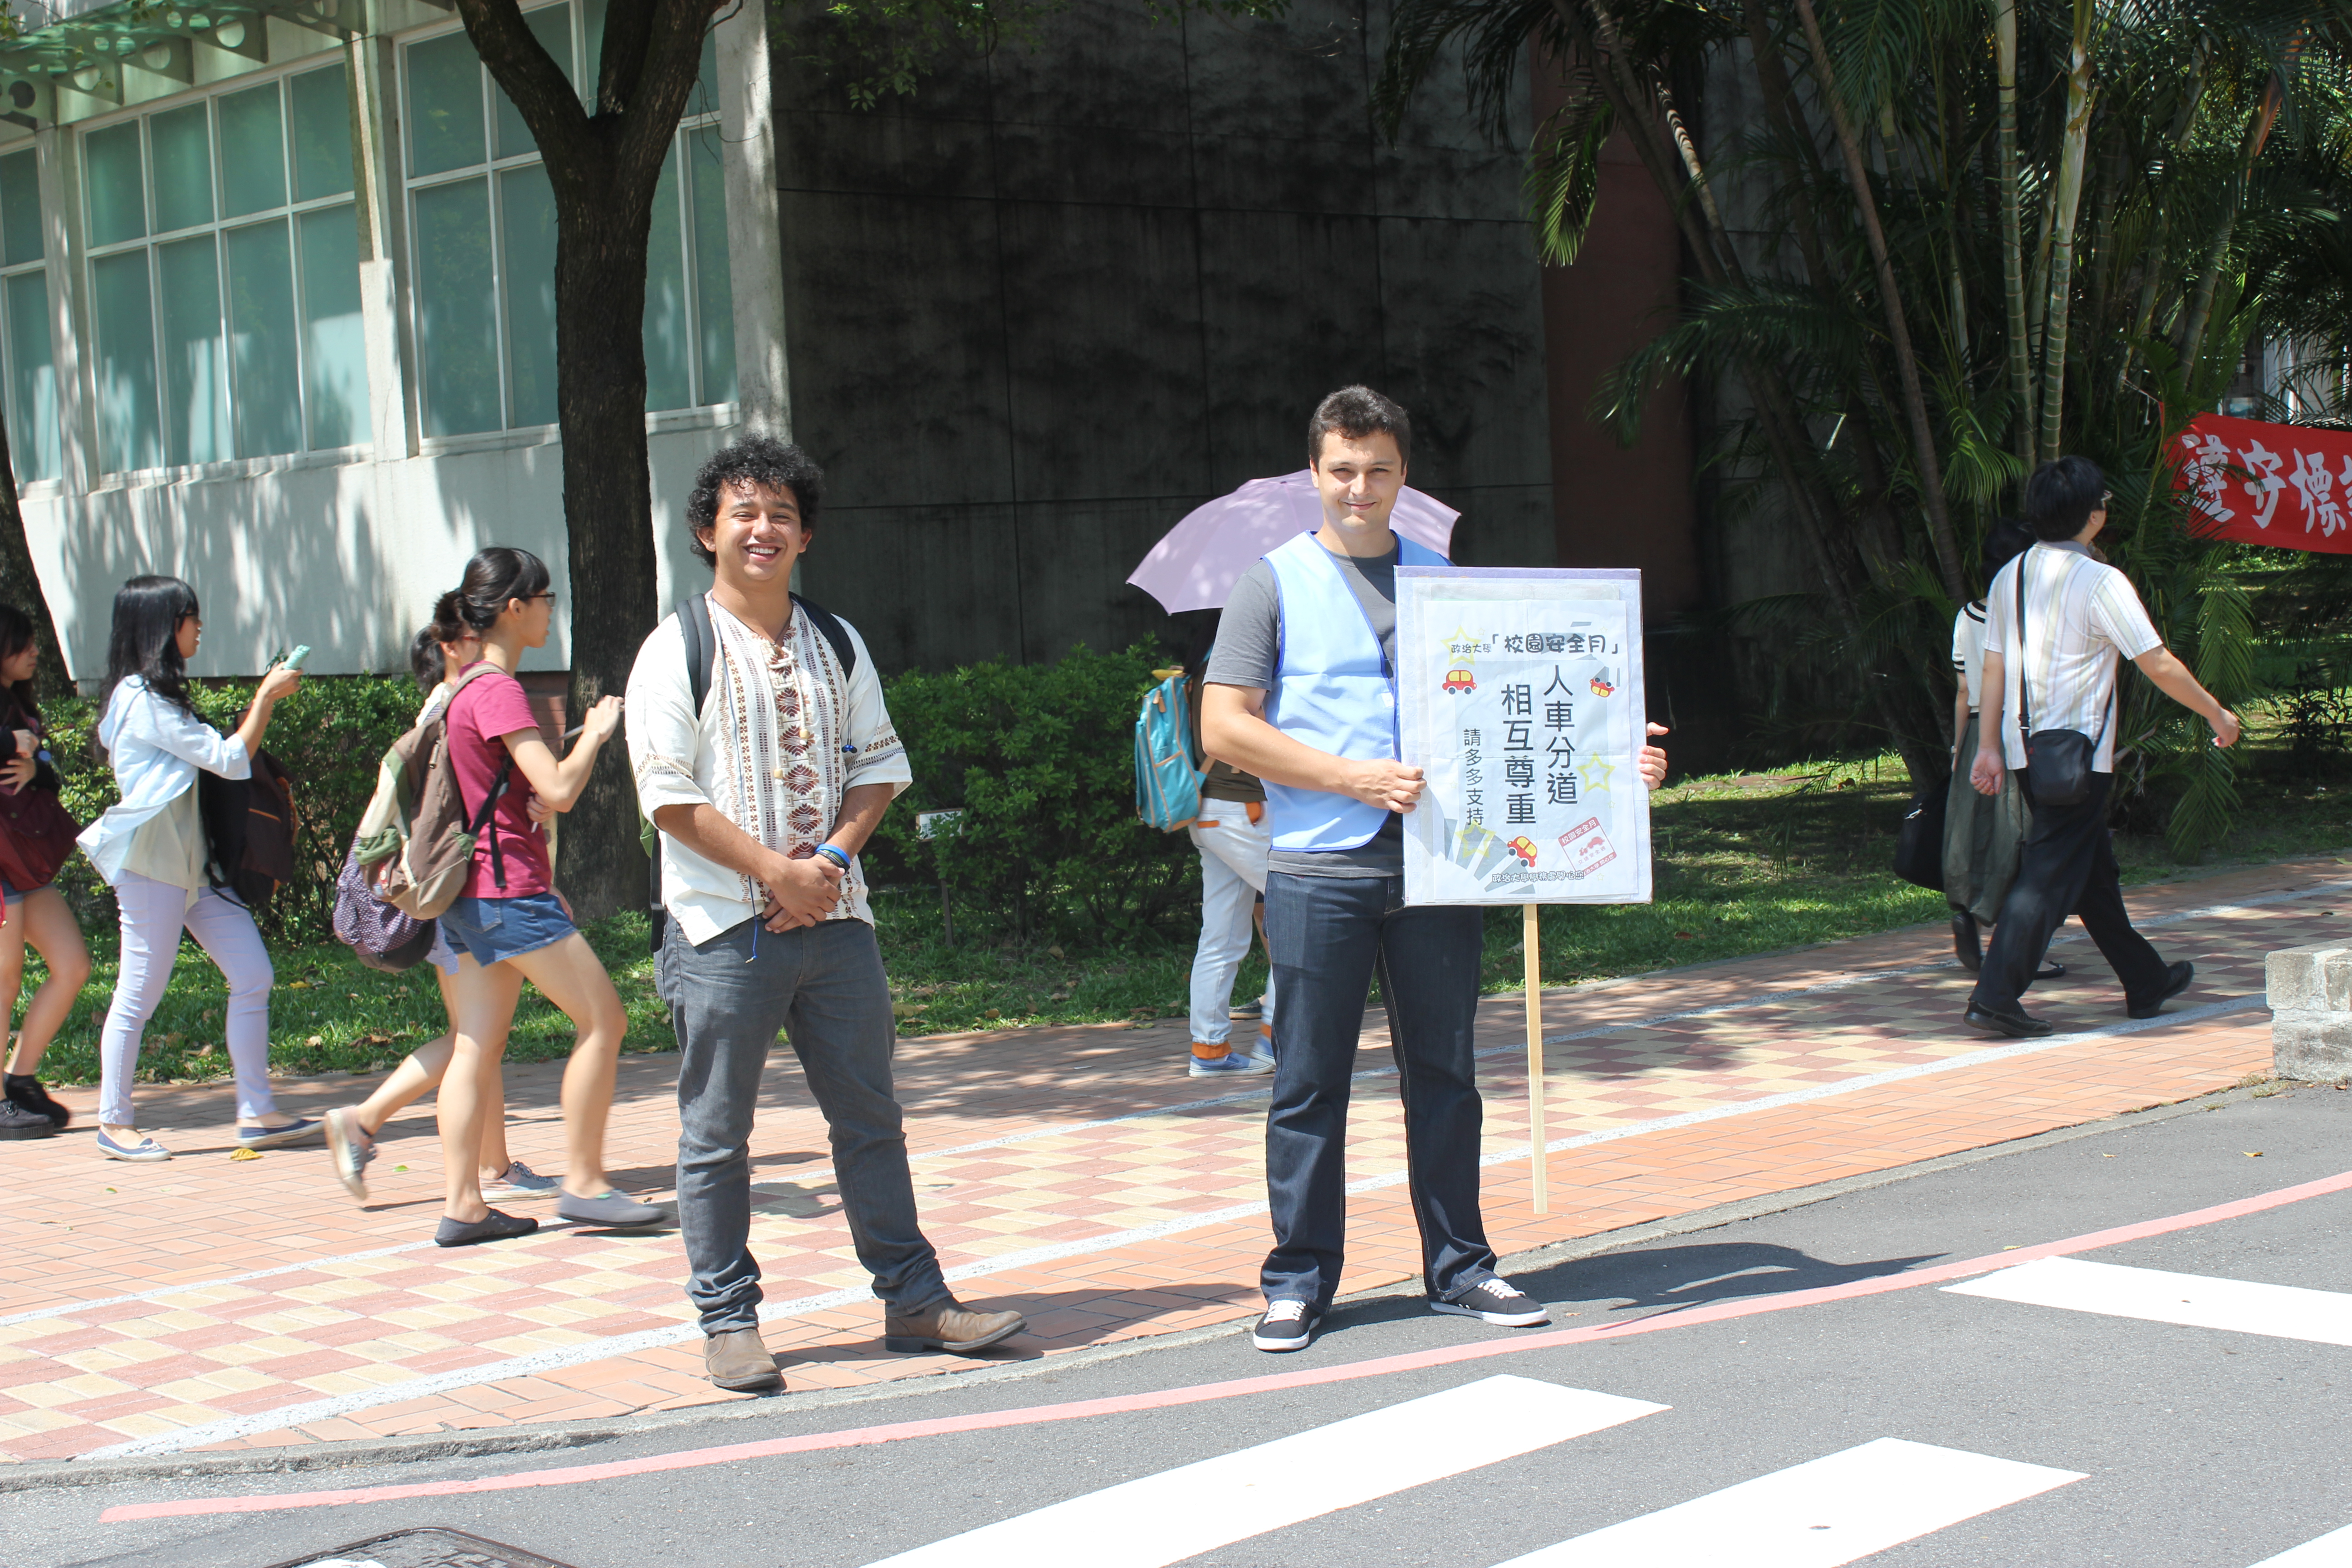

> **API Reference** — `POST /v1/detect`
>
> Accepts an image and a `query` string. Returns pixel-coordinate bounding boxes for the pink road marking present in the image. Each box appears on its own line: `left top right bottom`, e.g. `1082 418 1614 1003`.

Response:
103 1166 2352 1523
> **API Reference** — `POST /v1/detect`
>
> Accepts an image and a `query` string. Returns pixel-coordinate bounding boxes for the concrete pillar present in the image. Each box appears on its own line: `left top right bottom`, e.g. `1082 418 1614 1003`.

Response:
716 0 788 436
349 34 416 460
2267 941 2352 1081
33 122 89 498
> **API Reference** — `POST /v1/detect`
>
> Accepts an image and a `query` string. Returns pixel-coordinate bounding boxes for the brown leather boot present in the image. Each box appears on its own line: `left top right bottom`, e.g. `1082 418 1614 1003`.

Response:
883 1296 1027 1355
703 1326 784 1391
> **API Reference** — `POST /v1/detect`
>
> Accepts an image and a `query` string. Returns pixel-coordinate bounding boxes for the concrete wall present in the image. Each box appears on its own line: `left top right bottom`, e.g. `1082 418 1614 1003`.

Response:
776 0 1558 674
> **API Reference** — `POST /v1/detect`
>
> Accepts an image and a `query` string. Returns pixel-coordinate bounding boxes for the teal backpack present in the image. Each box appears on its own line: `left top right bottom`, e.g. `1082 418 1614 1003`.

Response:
1134 667 1205 832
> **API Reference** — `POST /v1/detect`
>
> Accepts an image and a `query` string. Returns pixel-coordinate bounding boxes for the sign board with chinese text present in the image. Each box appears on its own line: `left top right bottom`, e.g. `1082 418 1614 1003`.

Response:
2171 412 2352 552
1395 567 1651 906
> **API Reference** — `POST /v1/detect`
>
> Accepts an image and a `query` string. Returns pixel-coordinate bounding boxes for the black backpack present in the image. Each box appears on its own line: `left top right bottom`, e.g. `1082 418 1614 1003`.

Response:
646 593 858 950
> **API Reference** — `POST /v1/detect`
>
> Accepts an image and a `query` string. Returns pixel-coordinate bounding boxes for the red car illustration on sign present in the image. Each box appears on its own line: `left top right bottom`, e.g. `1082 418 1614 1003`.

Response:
1443 667 1476 694
1506 836 1539 866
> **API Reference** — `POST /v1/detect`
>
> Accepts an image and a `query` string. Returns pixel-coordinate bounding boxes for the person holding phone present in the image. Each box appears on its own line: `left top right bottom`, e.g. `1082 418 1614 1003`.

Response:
78 576 311 1161
413 547 658 1246
0 604 89 1139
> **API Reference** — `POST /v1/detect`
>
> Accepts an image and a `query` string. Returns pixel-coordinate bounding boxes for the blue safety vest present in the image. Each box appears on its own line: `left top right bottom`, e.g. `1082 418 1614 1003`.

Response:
1262 529 1447 852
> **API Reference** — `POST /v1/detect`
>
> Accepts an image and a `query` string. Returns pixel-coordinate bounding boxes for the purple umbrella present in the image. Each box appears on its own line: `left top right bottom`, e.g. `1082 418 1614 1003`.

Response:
1126 470 1460 614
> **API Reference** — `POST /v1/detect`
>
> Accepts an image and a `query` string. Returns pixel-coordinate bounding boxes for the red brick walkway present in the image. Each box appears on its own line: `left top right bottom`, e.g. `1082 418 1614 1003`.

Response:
0 854 2336 1463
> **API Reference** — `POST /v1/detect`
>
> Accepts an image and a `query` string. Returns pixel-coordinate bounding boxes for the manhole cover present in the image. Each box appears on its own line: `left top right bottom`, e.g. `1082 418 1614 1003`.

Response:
263 1528 579 1568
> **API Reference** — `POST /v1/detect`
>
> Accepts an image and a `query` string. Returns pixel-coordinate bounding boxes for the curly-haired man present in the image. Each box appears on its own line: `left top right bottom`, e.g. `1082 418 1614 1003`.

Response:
626 435 1024 1392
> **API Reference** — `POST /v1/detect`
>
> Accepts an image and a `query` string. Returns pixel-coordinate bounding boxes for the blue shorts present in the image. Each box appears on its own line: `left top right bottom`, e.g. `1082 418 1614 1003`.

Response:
438 892 574 968
0 877 34 907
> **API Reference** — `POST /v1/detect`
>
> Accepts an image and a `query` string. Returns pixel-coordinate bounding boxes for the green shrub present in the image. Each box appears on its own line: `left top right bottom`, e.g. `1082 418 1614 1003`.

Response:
46 674 421 945
868 644 1197 946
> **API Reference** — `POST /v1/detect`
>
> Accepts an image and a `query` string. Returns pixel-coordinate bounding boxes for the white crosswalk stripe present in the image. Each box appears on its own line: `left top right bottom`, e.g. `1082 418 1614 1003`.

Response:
1944 1258 2352 1345
857 1374 1667 1568
1485 1436 2083 1568
2249 1523 2352 1565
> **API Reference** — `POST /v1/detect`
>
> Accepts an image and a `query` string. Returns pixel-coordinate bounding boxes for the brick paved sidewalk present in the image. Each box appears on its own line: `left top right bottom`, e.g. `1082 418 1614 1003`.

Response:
2 853 2341 1464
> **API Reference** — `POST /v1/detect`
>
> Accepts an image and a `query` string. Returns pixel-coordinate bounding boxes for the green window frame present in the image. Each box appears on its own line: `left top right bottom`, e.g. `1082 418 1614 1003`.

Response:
78 62 370 477
0 146 59 485
400 3 731 440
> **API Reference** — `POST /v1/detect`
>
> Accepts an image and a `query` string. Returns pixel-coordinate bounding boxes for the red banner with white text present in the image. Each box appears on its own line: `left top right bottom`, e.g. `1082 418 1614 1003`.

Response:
2171 412 2352 553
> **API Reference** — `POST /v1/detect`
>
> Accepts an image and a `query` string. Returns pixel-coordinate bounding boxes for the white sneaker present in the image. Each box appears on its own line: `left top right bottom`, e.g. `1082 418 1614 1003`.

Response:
481 1160 561 1202
1189 1050 1272 1078
1431 1278 1550 1327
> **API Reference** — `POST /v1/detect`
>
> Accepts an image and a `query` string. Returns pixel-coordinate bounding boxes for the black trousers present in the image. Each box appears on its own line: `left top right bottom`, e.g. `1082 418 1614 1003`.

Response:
1970 772 2168 1014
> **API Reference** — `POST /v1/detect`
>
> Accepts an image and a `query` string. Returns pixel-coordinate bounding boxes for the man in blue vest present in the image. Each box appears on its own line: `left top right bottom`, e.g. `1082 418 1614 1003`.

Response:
1202 385 1669 1352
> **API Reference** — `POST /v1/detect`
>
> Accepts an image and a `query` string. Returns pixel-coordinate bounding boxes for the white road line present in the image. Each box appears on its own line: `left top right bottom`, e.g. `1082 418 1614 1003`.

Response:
2250 1523 2352 1564
1488 1436 2083 1568
858 1374 1664 1568
1944 1257 2352 1345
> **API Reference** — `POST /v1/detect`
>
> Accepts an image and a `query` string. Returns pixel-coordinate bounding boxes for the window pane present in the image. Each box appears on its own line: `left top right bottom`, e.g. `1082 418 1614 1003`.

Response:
412 177 498 435
406 31 485 178
289 64 355 201
689 127 734 405
91 250 160 470
219 83 287 218
5 272 58 483
157 235 229 466
225 220 300 458
299 205 368 450
0 150 42 267
643 142 688 412
495 4 574 160
498 164 556 426
84 122 146 247
149 103 214 233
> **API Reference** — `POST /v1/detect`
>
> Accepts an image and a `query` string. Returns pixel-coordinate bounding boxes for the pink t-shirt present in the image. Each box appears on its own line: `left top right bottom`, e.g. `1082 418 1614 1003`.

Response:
446 665 553 899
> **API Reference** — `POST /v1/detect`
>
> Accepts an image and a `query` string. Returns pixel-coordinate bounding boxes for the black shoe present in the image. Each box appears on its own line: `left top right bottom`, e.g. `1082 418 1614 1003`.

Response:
4 1073 68 1128
2034 961 2066 982
1951 911 1981 972
0 1097 55 1138
1252 1299 1322 1352
1431 1279 1551 1327
1964 1003 2054 1039
2127 961 2195 1019
435 1209 539 1247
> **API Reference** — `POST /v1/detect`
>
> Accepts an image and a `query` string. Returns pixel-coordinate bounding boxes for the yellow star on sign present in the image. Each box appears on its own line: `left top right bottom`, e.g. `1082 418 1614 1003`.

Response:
1441 623 1480 660
1580 754 1616 795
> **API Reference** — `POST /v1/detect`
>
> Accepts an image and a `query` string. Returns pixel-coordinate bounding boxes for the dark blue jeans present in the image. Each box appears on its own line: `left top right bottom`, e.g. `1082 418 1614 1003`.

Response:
1261 871 1499 1309
658 916 948 1333
1970 772 2168 1015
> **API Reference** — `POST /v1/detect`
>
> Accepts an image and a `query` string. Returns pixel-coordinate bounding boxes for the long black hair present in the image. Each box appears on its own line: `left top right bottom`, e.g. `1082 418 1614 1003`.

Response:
0 602 37 725
435 547 551 638
101 575 200 719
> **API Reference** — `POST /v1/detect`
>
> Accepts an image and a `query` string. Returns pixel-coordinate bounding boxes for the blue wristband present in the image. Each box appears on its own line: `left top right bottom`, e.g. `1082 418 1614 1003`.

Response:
813 843 852 873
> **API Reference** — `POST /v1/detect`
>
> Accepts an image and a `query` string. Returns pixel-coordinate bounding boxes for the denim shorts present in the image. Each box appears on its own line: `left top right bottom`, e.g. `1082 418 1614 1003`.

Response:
0 876 39 907
438 892 574 967
426 923 461 977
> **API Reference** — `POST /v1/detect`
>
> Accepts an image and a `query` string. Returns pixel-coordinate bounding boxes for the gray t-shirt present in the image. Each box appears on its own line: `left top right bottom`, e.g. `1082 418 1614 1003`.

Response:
1205 544 1405 878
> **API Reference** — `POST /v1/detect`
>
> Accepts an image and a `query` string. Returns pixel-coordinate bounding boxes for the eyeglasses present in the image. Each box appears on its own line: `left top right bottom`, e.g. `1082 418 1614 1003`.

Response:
2100 491 2114 510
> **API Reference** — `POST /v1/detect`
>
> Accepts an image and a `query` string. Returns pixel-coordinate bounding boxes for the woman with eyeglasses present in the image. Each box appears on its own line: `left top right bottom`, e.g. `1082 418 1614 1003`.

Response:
78 575 309 1161
406 547 656 1246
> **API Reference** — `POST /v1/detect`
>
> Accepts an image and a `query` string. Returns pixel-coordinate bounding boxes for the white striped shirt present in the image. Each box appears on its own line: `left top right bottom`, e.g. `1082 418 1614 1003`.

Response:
1981 541 2162 772
1951 601 1988 710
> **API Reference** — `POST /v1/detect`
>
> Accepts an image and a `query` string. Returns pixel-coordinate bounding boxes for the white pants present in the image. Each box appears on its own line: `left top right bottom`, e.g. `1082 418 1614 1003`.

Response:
1187 799 1273 1046
99 872 276 1127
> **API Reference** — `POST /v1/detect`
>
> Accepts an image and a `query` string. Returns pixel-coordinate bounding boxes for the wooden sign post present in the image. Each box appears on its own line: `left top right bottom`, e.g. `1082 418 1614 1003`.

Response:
1393 566 1651 1215
1523 902 1547 1212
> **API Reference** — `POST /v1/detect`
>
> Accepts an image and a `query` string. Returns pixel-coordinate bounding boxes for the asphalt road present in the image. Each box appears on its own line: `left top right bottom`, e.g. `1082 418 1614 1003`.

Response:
22 1082 2352 1568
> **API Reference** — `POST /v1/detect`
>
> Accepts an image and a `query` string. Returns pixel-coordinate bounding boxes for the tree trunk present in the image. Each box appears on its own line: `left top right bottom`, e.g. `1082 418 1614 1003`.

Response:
0 423 69 701
555 225 659 921
2035 18 2096 465
1789 0 1967 603
453 0 718 921
1992 0 2033 469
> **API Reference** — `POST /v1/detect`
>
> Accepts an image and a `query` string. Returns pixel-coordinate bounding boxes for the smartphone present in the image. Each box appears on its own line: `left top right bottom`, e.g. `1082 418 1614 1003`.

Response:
282 644 312 671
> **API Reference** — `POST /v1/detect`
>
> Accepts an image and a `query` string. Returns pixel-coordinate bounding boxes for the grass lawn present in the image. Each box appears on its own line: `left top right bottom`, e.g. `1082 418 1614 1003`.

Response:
25 730 2352 1091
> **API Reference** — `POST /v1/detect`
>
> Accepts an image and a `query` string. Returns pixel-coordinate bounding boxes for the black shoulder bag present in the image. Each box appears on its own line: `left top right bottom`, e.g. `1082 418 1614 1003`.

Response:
2015 551 2108 808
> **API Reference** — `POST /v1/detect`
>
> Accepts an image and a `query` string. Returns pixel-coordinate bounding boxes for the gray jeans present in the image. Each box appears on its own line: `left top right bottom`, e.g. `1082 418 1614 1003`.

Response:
658 915 947 1333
